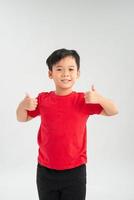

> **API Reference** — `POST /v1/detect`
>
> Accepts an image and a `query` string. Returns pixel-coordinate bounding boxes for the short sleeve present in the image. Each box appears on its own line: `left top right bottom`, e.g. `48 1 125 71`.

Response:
79 92 103 115
84 103 103 115
27 94 40 118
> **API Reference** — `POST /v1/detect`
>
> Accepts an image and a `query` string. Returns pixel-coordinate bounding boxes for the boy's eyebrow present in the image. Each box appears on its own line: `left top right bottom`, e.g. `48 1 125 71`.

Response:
55 65 75 68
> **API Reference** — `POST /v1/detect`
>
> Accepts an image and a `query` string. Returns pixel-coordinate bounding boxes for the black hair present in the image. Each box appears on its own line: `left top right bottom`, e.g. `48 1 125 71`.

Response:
46 48 80 71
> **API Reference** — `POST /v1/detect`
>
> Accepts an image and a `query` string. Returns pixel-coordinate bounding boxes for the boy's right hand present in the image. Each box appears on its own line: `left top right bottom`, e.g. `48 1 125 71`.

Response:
22 93 38 111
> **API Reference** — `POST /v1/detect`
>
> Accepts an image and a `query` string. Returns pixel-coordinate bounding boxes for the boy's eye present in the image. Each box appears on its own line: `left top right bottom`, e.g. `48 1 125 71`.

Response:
57 69 74 71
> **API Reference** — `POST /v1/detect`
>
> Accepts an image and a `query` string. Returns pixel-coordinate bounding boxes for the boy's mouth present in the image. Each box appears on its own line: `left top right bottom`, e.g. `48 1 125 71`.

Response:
61 79 71 83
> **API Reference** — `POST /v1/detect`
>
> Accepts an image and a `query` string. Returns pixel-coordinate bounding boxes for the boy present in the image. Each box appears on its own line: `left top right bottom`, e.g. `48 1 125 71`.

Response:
16 48 118 200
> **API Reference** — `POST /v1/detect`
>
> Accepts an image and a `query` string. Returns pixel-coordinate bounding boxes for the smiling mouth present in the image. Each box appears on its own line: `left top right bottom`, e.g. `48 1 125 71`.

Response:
61 80 71 83
61 79 71 82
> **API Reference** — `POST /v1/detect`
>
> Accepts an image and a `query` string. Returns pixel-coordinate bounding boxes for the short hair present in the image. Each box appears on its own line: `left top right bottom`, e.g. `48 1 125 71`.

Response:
46 48 80 71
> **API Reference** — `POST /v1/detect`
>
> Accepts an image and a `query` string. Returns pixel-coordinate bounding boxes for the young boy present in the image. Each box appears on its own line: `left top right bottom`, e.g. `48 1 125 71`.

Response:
16 48 118 200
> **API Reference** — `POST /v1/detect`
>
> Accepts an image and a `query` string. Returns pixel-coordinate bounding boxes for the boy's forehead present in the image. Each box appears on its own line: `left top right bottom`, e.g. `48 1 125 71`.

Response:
54 56 77 67
55 62 77 68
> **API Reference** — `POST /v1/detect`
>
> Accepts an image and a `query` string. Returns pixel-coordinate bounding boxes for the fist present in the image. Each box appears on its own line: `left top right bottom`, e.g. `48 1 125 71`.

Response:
22 93 38 111
84 85 101 104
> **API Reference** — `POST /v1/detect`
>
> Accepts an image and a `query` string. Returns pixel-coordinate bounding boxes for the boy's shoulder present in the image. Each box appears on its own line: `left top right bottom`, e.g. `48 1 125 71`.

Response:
37 91 50 100
38 91 49 96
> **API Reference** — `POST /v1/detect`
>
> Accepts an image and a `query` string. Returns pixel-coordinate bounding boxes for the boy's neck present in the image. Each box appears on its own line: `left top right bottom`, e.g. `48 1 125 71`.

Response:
54 88 73 96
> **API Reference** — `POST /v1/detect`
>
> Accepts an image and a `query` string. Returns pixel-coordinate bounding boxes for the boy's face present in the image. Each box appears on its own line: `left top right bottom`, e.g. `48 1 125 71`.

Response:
48 56 80 93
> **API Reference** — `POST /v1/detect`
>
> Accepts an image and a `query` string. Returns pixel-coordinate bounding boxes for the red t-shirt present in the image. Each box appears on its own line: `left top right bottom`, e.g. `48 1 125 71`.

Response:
27 91 103 170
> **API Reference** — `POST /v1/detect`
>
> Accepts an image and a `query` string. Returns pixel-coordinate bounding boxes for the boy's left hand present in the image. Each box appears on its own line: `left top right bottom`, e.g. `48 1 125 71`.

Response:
84 85 102 104
84 84 119 116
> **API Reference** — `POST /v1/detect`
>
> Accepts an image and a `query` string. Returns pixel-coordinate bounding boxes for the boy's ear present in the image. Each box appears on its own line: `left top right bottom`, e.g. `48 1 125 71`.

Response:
48 70 53 79
77 70 80 79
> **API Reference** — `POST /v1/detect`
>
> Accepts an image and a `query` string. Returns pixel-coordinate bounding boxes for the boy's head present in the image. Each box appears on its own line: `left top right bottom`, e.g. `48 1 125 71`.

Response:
46 48 80 92
46 48 80 72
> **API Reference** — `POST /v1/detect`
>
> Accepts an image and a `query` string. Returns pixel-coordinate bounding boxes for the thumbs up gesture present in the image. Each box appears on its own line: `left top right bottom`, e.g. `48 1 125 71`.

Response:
22 93 38 111
84 85 102 104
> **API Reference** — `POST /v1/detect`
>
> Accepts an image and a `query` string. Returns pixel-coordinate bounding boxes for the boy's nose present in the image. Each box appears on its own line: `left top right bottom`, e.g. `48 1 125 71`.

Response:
62 72 70 76
63 73 69 76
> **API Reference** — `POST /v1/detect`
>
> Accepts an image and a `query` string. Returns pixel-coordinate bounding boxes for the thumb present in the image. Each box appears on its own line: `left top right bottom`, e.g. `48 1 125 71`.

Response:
91 84 95 91
25 92 30 98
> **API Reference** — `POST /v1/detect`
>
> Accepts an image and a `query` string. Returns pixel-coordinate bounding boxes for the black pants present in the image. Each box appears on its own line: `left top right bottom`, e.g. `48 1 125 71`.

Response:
36 163 87 200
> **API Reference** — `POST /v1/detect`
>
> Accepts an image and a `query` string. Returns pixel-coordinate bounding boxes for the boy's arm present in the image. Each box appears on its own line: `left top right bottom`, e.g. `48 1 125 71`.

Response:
100 109 109 116
99 97 118 116
16 103 33 122
16 94 37 122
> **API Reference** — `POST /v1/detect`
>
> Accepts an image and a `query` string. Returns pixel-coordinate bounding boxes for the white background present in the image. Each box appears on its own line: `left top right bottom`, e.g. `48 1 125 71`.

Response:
0 0 133 199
